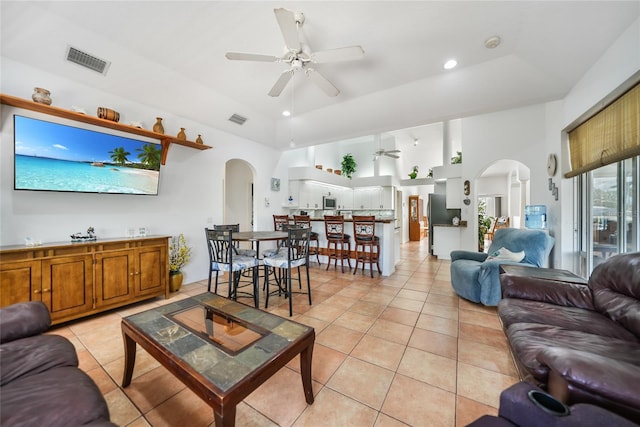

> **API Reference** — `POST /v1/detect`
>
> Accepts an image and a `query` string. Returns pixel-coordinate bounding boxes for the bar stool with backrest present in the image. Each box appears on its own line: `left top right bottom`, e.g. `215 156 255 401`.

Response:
263 226 312 316
324 215 352 272
205 228 260 307
293 215 321 265
352 215 381 277
262 215 291 258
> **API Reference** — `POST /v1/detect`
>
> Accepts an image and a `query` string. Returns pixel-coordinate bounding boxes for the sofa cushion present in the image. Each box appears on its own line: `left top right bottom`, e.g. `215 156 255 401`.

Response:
0 334 78 386
0 366 111 427
0 301 50 344
506 323 640 382
498 299 638 341
589 252 640 337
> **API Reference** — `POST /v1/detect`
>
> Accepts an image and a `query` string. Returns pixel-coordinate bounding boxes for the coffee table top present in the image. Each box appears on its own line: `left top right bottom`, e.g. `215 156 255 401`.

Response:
123 292 313 392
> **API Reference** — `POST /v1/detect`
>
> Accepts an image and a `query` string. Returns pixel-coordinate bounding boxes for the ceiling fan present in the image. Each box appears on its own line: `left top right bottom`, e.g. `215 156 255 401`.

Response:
225 8 364 97
373 149 401 160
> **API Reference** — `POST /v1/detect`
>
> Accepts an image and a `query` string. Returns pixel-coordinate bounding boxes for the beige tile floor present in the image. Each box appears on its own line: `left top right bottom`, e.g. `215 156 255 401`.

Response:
49 238 519 427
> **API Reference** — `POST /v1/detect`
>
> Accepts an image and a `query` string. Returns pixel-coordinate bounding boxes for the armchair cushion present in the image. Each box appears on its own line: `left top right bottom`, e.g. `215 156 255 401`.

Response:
450 228 554 306
486 247 525 262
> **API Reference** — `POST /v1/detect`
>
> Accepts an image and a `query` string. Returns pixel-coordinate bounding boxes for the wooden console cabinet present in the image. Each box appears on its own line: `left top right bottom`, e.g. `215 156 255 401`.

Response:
0 236 169 325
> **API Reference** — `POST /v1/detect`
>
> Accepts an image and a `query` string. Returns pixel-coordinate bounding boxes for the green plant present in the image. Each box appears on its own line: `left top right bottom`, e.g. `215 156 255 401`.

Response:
169 234 192 272
478 200 494 252
408 165 418 179
451 151 462 164
341 153 357 179
427 168 433 178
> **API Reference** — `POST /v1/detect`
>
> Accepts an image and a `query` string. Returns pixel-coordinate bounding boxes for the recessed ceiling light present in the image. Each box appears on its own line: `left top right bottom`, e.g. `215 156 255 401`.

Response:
443 59 457 70
282 110 291 117
484 36 501 49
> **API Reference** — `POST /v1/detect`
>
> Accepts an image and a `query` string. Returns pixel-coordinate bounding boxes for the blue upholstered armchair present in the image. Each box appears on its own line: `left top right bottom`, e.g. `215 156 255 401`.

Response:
450 228 555 306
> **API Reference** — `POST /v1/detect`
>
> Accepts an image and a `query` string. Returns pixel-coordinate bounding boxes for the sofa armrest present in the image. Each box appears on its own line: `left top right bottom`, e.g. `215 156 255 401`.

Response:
538 347 640 410
500 275 595 310
451 250 488 263
0 301 51 344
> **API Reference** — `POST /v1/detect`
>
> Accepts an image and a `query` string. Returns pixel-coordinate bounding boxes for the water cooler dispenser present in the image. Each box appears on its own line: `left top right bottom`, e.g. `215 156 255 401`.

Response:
525 205 547 229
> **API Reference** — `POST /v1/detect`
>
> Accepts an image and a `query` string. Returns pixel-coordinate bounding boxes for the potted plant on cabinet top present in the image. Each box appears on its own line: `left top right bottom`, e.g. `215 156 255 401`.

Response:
408 165 419 179
341 153 357 179
169 234 192 292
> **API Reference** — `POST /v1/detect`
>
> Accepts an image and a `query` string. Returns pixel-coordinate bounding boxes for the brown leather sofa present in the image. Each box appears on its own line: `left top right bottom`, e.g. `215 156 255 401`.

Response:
0 301 116 427
497 252 640 424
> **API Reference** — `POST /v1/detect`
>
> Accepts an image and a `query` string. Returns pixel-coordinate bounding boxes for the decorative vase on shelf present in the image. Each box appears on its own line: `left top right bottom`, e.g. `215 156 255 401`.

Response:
153 117 164 134
169 271 183 292
195 134 203 144
177 128 187 140
32 87 52 105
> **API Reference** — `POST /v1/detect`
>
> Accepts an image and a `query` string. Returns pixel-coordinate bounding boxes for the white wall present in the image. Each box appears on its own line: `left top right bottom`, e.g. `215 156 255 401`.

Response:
559 17 640 271
1 58 281 284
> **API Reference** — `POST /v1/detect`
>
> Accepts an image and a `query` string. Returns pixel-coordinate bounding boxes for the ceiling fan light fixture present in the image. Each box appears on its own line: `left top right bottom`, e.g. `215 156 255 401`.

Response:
282 110 291 117
413 138 419 146
444 59 457 70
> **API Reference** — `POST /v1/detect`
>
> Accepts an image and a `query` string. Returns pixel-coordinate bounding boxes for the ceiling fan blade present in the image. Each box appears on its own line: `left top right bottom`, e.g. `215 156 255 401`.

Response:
268 70 294 97
306 68 339 97
274 8 301 53
384 153 400 159
225 52 279 62
311 46 365 63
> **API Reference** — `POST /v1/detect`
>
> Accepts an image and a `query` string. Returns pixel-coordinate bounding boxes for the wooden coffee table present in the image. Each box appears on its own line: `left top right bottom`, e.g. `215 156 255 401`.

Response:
121 292 315 427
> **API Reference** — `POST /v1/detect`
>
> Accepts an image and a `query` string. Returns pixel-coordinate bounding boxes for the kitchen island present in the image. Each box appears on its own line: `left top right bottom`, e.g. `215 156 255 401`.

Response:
305 218 397 276
432 224 467 260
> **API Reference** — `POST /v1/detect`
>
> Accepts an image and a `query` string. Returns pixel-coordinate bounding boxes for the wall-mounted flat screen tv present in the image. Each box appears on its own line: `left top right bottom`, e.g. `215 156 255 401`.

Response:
13 115 162 195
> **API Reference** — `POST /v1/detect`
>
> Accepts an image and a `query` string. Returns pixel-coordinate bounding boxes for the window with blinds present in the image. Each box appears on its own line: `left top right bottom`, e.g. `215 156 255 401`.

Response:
566 83 639 178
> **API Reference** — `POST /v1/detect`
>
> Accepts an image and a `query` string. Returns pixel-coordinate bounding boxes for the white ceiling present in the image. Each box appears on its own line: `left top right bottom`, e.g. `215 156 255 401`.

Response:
2 1 638 151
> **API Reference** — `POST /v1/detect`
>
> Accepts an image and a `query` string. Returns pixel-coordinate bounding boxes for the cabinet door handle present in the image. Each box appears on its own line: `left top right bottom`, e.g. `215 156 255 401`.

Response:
42 288 50 293
33 289 40 294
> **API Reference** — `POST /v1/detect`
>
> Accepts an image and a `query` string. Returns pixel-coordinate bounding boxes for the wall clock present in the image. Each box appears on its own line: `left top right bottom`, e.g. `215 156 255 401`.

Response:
547 154 558 177
270 177 280 191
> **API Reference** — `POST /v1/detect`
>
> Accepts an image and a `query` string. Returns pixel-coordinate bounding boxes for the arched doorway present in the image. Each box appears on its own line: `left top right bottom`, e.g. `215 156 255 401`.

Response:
224 159 255 231
475 159 530 251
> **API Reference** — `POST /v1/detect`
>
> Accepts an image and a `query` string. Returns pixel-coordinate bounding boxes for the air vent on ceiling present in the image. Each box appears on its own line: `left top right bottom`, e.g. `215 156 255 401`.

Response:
228 114 247 125
65 45 111 75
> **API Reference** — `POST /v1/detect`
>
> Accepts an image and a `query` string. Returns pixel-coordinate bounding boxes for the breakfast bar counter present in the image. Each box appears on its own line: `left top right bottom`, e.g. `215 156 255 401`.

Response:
306 218 397 276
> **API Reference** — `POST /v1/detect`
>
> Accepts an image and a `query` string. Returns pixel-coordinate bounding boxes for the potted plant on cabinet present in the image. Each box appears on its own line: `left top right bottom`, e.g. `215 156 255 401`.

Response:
408 165 419 179
169 234 192 292
341 153 357 179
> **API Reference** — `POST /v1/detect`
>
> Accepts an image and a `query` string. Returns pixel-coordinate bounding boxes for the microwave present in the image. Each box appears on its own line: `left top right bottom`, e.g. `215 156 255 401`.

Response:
323 196 337 209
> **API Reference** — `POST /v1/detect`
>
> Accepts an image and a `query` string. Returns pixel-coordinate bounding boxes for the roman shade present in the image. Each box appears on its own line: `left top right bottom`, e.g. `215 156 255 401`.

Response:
566 83 640 178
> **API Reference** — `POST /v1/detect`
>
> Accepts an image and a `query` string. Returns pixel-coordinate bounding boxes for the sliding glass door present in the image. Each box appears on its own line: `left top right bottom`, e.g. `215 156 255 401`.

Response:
578 156 639 275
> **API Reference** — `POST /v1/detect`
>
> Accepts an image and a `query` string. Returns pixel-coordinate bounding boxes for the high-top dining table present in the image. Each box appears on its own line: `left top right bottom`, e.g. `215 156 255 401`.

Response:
233 230 287 258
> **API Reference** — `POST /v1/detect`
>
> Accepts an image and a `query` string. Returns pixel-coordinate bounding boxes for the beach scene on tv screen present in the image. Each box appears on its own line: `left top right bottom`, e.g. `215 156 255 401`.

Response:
14 115 161 195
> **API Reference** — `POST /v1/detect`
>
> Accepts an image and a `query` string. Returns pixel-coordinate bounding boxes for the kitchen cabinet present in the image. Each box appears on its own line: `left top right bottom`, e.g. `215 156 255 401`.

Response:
0 236 169 325
446 178 462 209
353 187 394 209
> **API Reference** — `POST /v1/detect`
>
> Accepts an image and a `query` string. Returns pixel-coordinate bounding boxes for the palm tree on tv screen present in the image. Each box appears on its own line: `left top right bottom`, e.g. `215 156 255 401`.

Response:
136 143 161 170
109 147 130 165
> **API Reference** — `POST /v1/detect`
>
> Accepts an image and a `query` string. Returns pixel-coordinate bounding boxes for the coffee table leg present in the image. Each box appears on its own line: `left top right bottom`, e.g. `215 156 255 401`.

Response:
300 342 314 404
214 406 236 427
121 330 137 387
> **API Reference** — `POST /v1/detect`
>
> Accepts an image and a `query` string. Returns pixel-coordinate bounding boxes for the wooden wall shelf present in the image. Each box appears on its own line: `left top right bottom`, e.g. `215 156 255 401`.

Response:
1 93 212 165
